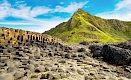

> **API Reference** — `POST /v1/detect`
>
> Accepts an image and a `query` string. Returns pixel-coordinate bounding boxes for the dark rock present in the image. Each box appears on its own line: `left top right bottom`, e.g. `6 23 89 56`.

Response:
89 45 102 57
93 40 99 43
48 52 54 57
77 48 86 52
102 45 131 65
78 53 85 58
15 51 24 56
35 68 41 73
114 42 131 50
79 41 89 45
65 54 72 59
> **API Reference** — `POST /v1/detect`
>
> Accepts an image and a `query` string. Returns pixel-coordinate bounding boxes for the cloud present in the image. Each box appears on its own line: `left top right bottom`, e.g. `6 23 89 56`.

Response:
0 0 87 32
0 0 88 19
54 1 88 13
11 4 31 19
96 0 131 21
115 0 131 11
0 17 69 33
30 6 52 17
0 1 11 19
0 22 40 25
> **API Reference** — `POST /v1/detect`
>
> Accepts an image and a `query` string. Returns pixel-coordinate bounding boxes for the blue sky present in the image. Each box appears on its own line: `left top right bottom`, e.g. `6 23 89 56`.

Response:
0 0 131 33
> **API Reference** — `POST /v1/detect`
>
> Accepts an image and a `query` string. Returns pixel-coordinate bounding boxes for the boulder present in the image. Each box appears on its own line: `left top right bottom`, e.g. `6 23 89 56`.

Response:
26 64 35 72
14 70 25 80
89 45 102 57
0 73 14 80
102 45 131 65
77 48 86 52
77 69 84 75
7 67 17 73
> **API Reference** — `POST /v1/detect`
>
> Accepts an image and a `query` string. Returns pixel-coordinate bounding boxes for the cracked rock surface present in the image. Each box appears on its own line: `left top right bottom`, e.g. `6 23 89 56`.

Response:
0 42 131 80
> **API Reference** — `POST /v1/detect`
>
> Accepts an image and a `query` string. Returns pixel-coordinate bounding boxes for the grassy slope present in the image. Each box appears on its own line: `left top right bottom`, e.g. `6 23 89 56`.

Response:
44 9 131 43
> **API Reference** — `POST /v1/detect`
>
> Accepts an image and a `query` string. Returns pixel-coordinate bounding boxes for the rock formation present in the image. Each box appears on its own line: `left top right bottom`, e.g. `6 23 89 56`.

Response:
89 42 131 65
0 27 61 45
0 27 131 80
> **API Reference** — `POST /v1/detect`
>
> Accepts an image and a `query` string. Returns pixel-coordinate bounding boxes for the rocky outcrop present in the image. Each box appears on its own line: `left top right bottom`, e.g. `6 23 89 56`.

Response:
89 44 102 58
0 27 131 79
0 41 130 79
89 42 131 65
0 27 61 45
102 45 131 65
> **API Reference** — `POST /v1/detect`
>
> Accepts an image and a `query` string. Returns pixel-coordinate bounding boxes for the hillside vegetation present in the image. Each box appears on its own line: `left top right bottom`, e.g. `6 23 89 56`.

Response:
44 8 131 43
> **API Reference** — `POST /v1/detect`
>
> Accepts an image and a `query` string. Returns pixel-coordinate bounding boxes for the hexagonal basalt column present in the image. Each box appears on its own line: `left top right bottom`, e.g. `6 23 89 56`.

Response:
0 27 60 44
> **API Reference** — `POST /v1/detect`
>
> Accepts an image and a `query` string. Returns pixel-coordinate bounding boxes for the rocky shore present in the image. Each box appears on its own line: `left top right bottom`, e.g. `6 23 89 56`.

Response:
0 41 131 80
0 27 131 80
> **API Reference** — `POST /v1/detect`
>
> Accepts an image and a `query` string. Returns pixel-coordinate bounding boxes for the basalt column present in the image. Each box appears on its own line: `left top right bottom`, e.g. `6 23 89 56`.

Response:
0 27 61 44
36 35 39 42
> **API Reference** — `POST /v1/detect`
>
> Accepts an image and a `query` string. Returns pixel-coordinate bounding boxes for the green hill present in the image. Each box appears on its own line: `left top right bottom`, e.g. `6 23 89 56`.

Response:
44 8 131 43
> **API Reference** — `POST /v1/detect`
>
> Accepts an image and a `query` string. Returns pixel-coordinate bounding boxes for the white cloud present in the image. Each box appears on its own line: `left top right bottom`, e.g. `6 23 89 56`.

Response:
0 22 40 25
115 0 131 11
0 17 69 33
0 0 88 32
0 0 88 19
54 1 88 13
0 1 11 19
96 0 131 21
11 4 31 19
31 6 52 17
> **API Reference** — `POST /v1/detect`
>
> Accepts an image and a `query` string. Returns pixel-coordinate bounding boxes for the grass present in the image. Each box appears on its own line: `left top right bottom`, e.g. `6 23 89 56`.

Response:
43 9 131 43
87 53 93 57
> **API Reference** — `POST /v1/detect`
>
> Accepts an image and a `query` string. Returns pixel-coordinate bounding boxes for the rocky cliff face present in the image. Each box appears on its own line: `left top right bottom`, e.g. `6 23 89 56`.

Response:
0 27 61 45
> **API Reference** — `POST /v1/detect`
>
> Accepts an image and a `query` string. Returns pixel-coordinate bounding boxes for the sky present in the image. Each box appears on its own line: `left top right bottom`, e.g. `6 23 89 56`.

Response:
0 0 131 33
